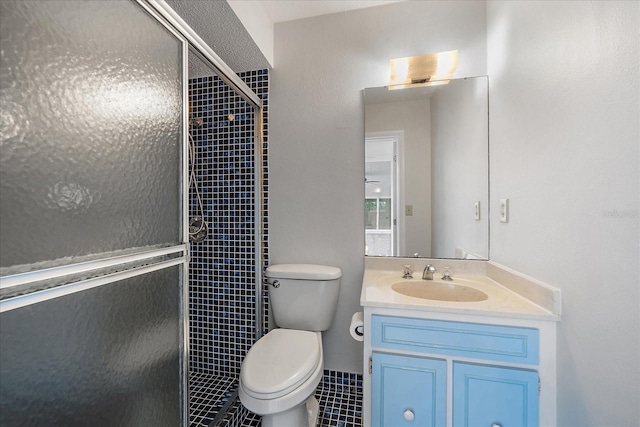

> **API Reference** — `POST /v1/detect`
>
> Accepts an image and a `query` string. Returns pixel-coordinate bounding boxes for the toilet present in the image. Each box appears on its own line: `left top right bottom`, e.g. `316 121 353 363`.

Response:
238 264 341 427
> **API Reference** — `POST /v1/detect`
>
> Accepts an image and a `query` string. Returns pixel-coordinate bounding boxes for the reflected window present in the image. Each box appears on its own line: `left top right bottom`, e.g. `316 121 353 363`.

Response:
365 198 391 230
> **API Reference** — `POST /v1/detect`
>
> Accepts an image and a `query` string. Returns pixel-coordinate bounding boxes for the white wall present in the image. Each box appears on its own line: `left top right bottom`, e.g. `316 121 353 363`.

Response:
226 0 274 67
365 98 432 257
431 77 489 259
487 1 639 425
270 1 487 373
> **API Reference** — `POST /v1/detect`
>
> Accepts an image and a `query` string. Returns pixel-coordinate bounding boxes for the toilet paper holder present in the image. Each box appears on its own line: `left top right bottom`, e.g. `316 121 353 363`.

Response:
350 312 365 341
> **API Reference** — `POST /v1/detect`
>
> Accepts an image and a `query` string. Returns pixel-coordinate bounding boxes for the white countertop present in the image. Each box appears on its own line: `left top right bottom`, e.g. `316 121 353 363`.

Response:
360 268 560 321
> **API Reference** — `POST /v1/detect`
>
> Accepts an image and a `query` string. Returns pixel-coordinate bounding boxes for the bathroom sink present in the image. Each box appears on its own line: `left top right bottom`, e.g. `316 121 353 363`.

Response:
391 281 488 302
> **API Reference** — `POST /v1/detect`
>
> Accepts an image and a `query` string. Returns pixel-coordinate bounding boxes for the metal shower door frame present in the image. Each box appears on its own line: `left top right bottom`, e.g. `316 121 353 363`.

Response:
139 1 265 425
139 0 265 333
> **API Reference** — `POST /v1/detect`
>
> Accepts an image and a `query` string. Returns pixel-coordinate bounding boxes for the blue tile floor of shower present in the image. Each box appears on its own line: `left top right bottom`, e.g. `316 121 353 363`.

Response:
217 370 363 427
189 372 237 427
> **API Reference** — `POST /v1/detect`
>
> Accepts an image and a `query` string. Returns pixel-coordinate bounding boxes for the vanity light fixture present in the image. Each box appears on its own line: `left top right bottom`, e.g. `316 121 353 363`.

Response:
389 50 459 90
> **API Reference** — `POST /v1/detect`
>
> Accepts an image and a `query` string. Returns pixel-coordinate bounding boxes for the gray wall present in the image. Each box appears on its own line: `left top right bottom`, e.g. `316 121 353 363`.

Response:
487 1 639 425
270 1 487 373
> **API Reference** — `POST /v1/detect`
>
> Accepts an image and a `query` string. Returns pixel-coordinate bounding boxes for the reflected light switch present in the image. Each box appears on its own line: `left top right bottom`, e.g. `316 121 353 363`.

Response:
474 201 481 221
500 198 509 223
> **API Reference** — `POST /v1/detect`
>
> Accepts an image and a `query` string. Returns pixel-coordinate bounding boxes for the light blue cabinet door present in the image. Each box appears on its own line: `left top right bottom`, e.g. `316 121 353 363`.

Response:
372 352 446 427
453 362 539 427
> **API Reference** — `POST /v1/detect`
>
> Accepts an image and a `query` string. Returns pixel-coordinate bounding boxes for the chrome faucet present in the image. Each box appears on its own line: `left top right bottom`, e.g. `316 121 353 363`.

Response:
422 264 436 280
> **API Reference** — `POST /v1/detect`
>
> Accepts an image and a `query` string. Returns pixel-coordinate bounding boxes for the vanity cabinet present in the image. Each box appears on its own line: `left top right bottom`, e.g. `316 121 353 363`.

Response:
371 352 446 426
453 362 538 427
366 312 553 427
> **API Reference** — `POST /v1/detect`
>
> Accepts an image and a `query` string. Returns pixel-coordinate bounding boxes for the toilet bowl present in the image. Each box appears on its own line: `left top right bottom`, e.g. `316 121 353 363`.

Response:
239 329 323 426
238 264 341 427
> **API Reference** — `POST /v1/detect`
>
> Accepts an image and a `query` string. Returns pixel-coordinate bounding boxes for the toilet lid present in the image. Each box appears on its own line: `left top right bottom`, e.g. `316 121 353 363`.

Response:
240 329 321 399
265 264 342 280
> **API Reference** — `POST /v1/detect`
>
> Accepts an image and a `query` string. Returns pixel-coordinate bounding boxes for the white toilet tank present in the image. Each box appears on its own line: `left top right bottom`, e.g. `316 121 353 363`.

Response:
265 264 341 332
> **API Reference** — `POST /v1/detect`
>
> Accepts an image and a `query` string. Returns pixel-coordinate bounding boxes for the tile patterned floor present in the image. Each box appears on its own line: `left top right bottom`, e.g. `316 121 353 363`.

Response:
215 370 363 427
189 372 237 427
315 370 363 427
219 404 261 427
191 370 363 427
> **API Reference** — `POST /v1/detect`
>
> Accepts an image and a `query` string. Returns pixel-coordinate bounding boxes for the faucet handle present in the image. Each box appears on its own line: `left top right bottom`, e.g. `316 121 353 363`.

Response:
402 265 413 279
442 266 453 281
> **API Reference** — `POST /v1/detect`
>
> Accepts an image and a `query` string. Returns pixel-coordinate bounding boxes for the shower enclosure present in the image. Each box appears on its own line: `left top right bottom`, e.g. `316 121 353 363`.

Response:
186 51 269 426
0 1 265 426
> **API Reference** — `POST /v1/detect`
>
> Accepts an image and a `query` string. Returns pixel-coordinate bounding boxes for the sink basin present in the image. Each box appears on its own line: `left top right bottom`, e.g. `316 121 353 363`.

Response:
391 281 488 302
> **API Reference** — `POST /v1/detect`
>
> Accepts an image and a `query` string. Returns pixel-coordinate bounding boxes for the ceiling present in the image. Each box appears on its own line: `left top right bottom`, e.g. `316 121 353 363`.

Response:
234 0 404 23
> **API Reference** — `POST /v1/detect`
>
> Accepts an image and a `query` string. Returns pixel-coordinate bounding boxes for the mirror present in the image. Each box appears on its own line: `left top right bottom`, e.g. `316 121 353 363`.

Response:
364 76 488 260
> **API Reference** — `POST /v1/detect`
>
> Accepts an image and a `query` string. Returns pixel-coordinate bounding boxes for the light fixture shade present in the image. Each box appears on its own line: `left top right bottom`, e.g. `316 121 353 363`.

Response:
389 50 459 89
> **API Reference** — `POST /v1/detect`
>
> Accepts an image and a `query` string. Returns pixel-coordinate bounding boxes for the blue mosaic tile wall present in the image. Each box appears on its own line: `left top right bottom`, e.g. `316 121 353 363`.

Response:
188 69 269 377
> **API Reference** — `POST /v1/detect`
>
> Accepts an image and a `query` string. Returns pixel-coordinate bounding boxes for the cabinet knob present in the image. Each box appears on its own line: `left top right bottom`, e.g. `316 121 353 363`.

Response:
403 409 415 421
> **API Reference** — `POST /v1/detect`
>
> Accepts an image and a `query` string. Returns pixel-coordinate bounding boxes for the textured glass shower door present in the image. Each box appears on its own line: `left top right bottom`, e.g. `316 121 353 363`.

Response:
0 0 184 271
0 1 189 426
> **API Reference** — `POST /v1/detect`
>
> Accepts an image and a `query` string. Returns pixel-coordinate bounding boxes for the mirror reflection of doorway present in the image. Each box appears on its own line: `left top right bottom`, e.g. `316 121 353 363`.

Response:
365 134 402 256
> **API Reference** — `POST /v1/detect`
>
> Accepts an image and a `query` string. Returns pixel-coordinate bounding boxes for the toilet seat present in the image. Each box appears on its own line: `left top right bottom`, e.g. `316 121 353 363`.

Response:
240 329 321 400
